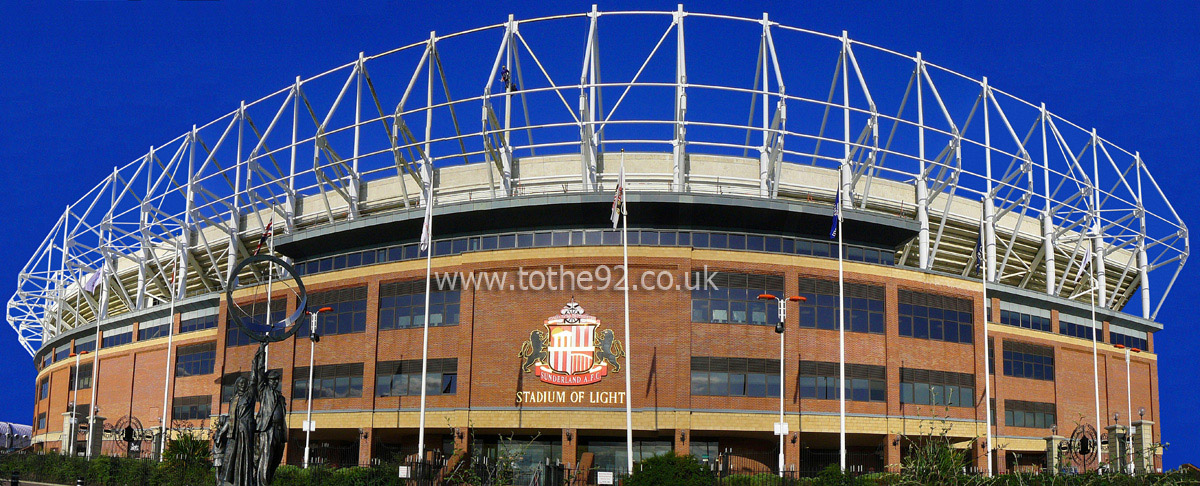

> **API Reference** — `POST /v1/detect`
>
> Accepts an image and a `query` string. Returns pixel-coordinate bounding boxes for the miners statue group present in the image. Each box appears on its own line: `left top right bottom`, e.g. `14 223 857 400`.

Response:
213 343 287 486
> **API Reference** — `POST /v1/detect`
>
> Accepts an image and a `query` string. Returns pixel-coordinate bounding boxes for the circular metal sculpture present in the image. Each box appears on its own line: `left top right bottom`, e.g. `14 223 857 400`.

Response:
107 415 147 457
219 255 298 486
1067 423 1099 468
224 254 308 343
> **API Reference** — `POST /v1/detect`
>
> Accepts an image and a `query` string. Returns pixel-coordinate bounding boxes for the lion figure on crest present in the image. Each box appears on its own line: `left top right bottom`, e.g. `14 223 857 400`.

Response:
594 329 624 372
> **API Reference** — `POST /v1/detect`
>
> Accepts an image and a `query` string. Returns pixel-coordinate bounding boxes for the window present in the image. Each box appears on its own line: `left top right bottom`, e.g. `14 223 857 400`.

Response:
69 363 93 390
899 368 974 408
379 280 461 330
37 413 46 430
1004 400 1056 429
1002 341 1055 381
999 309 1051 333
691 273 784 326
292 363 364 399
180 314 218 333
1110 331 1148 351
988 338 996 375
226 300 286 347
1059 319 1096 340
175 342 216 377
220 369 282 403
38 378 49 400
898 290 974 344
40 353 51 370
796 278 885 333
375 358 458 397
797 361 886 402
690 357 780 398
172 396 212 421
101 325 133 348
138 320 171 340
295 232 900 278
74 335 96 354
54 344 70 362
297 287 367 338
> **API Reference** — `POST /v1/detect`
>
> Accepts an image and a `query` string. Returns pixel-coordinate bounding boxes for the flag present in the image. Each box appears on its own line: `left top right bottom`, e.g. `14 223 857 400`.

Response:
973 236 984 276
611 163 625 229
829 190 842 239
253 218 274 256
83 266 104 293
1074 245 1092 283
419 185 434 252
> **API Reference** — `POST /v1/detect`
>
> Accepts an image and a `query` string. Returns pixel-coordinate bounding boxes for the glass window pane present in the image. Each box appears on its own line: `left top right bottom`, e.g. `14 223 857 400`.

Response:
709 372 728 396
729 373 746 396
914 383 929 405
691 371 708 395
746 373 765 397
800 376 817 398
766 374 780 398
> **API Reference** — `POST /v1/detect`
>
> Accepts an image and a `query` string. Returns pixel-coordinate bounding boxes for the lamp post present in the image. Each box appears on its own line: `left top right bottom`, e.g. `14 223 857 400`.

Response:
758 293 806 478
303 306 333 469
68 348 88 453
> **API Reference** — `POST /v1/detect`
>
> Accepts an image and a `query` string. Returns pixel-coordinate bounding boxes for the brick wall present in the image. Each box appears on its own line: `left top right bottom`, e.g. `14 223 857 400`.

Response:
29 247 1161 467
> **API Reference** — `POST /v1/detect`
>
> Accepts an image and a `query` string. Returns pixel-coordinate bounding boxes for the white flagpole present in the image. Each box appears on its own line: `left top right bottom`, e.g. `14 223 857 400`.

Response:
158 242 181 460
417 214 434 463
836 191 846 472
837 37 849 471
1089 242 1103 470
980 204 993 476
264 220 276 370
85 249 108 459
418 37 436 462
620 151 634 473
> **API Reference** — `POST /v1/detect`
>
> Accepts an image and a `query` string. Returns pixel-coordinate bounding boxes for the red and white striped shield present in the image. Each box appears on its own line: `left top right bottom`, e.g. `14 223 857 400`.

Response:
547 323 595 374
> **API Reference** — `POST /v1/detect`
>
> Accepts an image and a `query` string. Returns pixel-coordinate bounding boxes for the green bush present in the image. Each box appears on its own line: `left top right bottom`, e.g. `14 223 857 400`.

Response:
723 472 786 486
626 452 714 486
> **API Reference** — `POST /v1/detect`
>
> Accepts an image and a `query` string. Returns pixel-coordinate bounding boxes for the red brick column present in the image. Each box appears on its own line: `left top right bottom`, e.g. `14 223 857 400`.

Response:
562 428 578 467
453 427 470 457
359 427 374 466
784 432 799 472
884 434 901 473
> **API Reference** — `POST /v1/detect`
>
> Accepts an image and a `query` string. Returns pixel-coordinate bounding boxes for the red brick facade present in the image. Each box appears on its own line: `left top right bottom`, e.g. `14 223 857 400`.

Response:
30 247 1160 472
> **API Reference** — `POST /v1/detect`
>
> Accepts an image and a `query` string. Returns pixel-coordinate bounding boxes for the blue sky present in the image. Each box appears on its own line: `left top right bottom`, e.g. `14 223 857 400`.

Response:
1 0 1197 468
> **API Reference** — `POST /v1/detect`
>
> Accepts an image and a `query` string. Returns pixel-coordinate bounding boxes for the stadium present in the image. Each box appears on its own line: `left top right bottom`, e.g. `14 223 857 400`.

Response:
10 7 1187 480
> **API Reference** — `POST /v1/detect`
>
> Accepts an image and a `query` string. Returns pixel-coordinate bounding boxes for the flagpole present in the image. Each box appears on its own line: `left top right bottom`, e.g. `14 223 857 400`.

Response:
158 243 180 460
620 151 634 474
264 220 275 371
1089 243 1103 470
85 253 107 460
836 191 846 472
417 165 435 463
980 204 993 476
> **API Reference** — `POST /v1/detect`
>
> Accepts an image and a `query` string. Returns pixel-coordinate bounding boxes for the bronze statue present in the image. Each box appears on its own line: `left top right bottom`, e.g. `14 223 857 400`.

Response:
220 255 310 485
218 344 268 486
212 415 230 485
255 369 287 485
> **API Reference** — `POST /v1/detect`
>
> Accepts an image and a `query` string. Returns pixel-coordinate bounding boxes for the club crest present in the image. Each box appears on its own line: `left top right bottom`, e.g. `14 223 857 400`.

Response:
519 301 624 386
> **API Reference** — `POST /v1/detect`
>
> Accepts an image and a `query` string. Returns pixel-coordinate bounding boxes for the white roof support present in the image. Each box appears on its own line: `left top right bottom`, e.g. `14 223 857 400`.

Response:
580 10 600 192
915 53 930 270
1092 129 1108 311
1041 104 1057 295
483 16 517 197
9 8 1187 356
673 5 688 192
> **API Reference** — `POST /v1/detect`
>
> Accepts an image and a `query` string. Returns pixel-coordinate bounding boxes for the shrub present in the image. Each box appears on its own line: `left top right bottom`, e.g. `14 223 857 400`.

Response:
626 452 714 486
